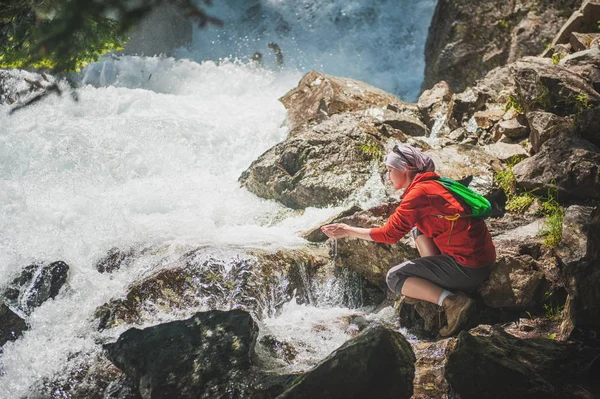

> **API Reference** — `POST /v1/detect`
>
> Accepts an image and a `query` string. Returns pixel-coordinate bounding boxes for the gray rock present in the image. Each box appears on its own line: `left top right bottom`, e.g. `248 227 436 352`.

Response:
3 261 69 315
525 111 575 154
280 71 403 131
513 134 600 201
493 117 529 140
481 142 528 162
544 0 600 53
557 205 600 336
104 310 259 399
277 326 415 399
239 113 385 209
446 328 596 398
0 302 27 347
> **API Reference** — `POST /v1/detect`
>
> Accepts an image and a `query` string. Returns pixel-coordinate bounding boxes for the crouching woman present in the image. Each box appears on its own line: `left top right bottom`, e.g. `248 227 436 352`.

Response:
321 144 496 336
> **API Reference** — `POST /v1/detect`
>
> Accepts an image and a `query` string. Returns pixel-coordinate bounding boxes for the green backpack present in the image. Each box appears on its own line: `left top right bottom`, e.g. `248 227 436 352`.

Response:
435 177 492 219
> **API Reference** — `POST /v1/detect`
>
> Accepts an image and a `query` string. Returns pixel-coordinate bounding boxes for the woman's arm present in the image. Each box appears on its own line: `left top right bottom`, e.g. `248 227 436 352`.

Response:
320 223 374 241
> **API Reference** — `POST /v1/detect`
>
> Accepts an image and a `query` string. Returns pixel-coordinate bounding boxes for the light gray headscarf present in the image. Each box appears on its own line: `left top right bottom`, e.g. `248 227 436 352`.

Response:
385 144 435 173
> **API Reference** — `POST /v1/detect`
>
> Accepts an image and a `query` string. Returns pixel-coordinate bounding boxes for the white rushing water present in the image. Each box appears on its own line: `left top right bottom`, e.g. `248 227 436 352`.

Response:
0 1 435 396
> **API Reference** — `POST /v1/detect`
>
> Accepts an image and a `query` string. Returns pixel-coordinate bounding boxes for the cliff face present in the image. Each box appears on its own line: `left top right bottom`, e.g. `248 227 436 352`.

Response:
423 0 580 93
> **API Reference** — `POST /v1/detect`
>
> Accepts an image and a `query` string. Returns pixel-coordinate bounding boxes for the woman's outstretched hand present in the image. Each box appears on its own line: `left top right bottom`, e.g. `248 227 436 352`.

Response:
321 223 351 239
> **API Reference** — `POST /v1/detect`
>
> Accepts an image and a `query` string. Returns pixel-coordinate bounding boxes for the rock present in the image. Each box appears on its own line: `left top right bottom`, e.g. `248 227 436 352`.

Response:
511 56 600 115
3 261 69 314
239 113 386 209
0 302 27 347
576 106 600 148
277 326 415 399
446 328 598 398
423 0 577 93
525 111 575 154
259 335 298 364
570 32 600 52
104 310 258 399
367 107 429 137
448 88 488 128
95 247 136 273
481 142 528 162
478 253 546 310
417 81 453 130
491 117 529 140
301 206 362 242
556 205 600 336
94 248 331 330
561 48 600 92
280 71 403 131
412 339 456 399
544 0 600 53
513 134 600 201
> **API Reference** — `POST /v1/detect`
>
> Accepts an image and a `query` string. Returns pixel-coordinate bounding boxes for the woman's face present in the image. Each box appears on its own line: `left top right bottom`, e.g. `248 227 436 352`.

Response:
387 166 411 190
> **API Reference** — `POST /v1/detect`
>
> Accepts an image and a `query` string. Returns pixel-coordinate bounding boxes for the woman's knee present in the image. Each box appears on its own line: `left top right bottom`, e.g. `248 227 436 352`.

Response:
386 261 412 294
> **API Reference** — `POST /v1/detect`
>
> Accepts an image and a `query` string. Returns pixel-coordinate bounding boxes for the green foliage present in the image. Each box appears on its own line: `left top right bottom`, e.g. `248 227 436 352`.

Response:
358 142 382 160
551 52 564 65
544 332 557 340
504 94 523 113
0 0 220 73
498 19 510 30
505 192 535 213
543 303 564 321
574 93 593 113
494 155 522 198
539 185 564 248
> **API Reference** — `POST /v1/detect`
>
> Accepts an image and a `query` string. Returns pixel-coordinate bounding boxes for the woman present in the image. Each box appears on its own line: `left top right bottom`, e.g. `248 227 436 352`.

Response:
321 144 496 336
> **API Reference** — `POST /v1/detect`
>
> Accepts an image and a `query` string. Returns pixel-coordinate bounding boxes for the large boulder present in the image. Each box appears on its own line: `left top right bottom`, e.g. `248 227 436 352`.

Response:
544 0 600 52
0 302 27 347
423 0 578 93
279 71 403 131
104 310 258 399
511 57 600 115
445 328 599 398
525 111 576 153
556 205 600 335
575 103 600 148
2 261 69 315
276 326 415 399
560 48 600 92
94 248 330 330
239 113 387 209
513 134 600 201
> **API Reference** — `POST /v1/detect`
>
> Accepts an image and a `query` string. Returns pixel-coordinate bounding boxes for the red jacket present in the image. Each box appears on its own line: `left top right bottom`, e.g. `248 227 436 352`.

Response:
370 172 496 267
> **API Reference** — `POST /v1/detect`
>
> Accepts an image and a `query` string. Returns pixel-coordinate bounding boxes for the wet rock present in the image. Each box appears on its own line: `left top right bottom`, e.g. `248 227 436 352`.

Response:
259 335 298 364
397 299 445 338
557 205 600 336
0 302 27 347
511 56 600 116
3 261 69 315
279 71 403 131
95 247 136 273
94 248 330 330
525 111 575 153
446 328 599 399
423 0 577 92
412 338 456 399
513 134 600 201
277 325 415 399
239 113 386 209
104 310 259 399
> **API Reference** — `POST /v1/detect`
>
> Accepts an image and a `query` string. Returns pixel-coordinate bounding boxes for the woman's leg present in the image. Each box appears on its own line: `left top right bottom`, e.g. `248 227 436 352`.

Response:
414 235 441 257
400 276 442 304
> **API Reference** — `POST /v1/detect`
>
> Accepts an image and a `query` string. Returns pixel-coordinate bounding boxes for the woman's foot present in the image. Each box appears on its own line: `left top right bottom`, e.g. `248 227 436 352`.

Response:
439 292 475 337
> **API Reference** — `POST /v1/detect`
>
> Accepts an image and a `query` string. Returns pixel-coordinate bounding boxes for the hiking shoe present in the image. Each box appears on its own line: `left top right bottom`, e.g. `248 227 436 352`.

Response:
439 292 475 337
